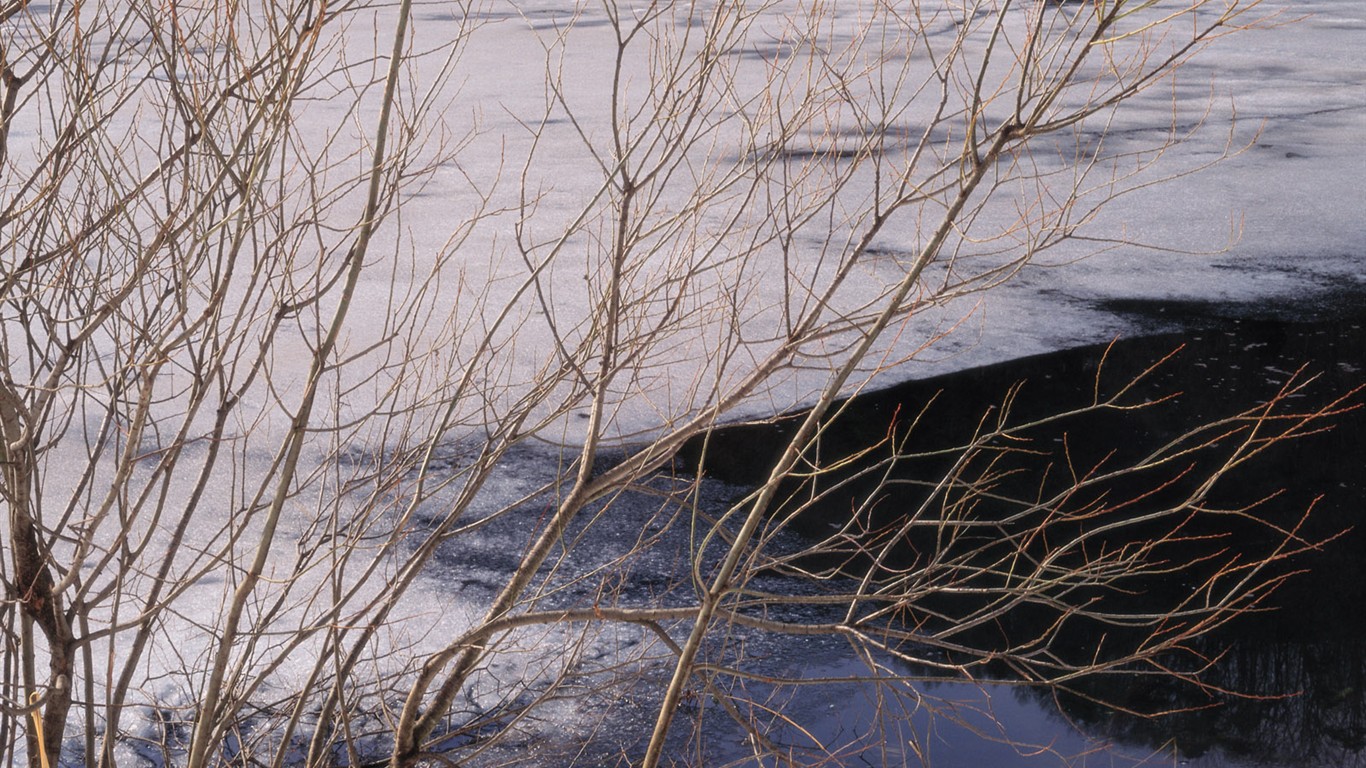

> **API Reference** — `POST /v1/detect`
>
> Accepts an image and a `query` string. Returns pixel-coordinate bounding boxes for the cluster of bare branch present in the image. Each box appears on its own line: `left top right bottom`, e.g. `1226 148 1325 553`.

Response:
0 1 1330 767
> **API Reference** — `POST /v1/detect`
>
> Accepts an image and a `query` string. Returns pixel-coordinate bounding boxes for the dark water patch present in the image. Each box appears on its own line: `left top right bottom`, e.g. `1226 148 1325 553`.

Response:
681 311 1365 526
677 306 1366 766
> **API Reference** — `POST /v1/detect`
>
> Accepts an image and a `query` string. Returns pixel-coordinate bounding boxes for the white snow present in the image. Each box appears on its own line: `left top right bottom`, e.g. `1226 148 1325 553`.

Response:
345 0 1366 441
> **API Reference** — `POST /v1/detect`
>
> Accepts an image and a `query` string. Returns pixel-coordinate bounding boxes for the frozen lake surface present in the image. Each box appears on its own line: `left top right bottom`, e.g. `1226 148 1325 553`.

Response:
1 0 1362 765
400 1 1366 763
383 0 1366 439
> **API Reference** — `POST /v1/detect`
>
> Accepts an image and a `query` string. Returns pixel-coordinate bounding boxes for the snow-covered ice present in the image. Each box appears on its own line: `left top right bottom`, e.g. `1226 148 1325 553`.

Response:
373 0 1366 440
1 0 1362 765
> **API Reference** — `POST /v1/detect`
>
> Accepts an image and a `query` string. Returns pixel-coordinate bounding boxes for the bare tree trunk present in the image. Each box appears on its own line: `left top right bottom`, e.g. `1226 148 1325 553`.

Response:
1 383 72 768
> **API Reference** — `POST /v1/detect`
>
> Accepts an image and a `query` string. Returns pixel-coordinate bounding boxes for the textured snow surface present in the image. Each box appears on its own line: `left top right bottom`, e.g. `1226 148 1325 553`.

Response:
375 0 1366 440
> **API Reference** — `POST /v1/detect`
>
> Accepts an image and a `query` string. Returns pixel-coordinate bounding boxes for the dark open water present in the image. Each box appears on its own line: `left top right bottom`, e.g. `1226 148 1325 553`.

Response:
679 294 1366 767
